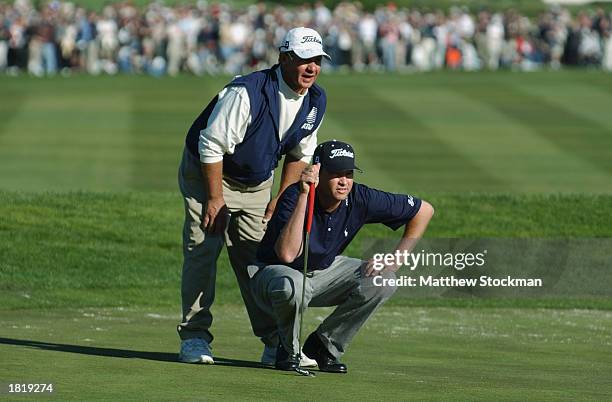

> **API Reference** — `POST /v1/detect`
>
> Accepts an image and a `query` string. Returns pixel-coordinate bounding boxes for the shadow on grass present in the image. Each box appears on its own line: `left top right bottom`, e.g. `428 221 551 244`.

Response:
0 337 270 370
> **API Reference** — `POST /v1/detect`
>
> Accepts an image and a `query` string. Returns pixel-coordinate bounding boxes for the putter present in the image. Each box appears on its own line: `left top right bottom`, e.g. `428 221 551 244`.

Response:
295 180 316 378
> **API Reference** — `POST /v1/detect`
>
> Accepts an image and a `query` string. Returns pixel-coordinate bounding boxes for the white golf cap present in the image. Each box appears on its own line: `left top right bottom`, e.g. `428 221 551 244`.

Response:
279 27 331 60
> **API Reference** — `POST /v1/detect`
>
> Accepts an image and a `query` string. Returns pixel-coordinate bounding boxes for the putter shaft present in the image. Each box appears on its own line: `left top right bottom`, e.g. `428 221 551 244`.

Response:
297 182 316 370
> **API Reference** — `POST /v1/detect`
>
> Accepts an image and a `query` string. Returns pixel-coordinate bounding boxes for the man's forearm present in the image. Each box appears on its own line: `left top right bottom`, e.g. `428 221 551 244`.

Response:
394 201 435 254
276 156 308 197
201 161 224 200
274 192 308 262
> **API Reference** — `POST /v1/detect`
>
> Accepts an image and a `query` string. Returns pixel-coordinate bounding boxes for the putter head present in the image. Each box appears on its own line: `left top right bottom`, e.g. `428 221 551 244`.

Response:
295 367 316 377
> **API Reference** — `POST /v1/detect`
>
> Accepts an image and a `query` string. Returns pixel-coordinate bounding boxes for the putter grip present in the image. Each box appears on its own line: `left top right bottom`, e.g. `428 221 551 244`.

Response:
305 183 315 233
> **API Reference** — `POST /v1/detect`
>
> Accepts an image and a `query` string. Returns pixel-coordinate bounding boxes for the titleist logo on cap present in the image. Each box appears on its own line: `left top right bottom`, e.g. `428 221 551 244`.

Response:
330 149 354 159
301 36 322 44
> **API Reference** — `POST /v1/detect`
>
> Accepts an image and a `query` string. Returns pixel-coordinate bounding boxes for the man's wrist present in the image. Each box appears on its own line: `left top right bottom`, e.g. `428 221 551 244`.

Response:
208 195 225 203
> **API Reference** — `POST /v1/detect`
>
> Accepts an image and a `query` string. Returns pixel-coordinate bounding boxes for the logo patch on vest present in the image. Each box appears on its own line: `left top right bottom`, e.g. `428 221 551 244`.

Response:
301 107 318 130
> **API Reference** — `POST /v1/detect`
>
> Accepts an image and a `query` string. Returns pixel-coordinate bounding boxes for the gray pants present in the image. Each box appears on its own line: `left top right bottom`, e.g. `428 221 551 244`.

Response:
250 256 397 358
177 147 278 346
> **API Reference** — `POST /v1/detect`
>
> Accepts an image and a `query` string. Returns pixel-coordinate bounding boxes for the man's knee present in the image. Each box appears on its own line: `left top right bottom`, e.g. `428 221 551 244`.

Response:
267 276 296 305
360 273 397 302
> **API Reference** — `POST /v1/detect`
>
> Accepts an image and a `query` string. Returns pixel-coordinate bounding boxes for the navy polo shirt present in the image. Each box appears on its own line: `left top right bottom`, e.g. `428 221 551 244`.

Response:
257 182 422 272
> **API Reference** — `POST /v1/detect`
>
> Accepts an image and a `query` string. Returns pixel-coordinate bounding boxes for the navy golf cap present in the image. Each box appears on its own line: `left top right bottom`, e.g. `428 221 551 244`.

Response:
313 140 363 173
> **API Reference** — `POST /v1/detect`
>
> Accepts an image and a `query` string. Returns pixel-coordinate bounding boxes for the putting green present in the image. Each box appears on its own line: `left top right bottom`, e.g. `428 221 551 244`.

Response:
1 305 610 400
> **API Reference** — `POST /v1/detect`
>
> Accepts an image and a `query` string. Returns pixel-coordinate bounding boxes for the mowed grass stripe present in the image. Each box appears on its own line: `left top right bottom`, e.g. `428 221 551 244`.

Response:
0 86 132 191
325 82 501 194
0 87 26 138
575 71 612 97
2 72 611 193
458 82 612 176
375 87 612 193
128 76 229 191
516 82 612 137
317 115 394 189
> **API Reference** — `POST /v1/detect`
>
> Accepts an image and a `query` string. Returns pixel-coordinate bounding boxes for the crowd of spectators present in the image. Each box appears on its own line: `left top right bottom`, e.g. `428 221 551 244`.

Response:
1 0 611 76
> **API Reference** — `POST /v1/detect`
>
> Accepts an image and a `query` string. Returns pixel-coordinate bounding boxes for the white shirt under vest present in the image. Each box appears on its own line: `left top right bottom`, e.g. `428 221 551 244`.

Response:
198 68 321 164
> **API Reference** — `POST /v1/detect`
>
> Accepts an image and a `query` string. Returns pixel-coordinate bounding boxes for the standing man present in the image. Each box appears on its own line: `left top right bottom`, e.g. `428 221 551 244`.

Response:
177 27 330 365
250 140 434 372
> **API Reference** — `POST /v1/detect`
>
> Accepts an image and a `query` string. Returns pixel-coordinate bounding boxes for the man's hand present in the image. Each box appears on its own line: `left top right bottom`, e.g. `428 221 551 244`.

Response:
363 258 400 277
300 163 320 194
263 196 278 224
263 163 319 223
202 196 229 235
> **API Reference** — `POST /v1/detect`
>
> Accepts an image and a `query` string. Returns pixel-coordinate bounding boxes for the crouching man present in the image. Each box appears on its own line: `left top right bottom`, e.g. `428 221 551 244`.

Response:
249 140 434 373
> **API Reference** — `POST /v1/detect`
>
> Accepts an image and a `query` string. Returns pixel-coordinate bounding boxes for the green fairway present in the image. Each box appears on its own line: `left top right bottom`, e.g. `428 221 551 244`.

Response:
1 71 611 399
1 305 611 400
1 71 611 194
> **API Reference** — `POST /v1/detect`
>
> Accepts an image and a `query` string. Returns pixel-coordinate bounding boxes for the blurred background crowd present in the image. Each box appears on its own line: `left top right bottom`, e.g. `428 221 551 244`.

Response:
1 0 611 76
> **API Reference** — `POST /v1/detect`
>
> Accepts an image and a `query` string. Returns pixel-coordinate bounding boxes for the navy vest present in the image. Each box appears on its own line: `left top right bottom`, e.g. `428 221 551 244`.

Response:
185 65 327 186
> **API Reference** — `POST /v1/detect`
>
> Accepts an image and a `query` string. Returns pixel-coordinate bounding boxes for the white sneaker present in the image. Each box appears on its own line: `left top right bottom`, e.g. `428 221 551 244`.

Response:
300 351 318 368
179 338 214 364
260 344 318 368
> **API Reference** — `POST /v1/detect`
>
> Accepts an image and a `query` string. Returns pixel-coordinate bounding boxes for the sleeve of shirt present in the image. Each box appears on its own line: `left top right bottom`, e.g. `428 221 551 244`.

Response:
198 86 251 163
287 116 323 163
358 184 422 230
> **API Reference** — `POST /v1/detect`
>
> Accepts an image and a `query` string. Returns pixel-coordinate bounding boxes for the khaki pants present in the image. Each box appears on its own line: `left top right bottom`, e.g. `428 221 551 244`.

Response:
250 256 397 357
177 147 277 346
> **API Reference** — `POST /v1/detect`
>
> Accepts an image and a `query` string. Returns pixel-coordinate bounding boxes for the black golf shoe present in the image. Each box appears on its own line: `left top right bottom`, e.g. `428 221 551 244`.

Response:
302 332 348 374
275 343 300 371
